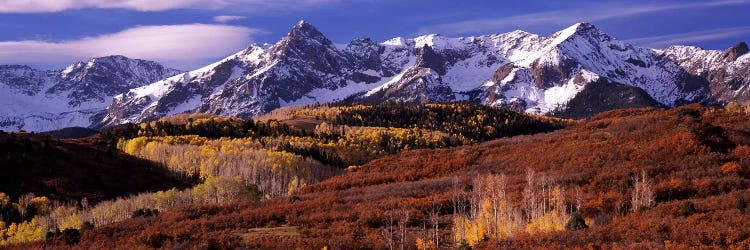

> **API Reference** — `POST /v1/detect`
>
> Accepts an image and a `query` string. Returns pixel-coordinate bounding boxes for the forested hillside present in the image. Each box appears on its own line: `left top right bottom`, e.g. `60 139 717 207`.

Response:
0 131 192 202
38 127 100 139
0 131 193 246
1 103 568 247
19 104 750 249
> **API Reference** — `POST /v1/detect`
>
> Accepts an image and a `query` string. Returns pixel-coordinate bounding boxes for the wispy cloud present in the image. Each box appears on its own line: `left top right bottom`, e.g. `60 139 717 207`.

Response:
418 0 750 36
0 0 339 13
213 15 246 23
0 24 261 69
0 0 226 12
626 26 750 48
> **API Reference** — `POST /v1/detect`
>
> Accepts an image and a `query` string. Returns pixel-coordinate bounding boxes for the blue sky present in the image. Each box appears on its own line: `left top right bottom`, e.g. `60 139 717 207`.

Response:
1 0 749 70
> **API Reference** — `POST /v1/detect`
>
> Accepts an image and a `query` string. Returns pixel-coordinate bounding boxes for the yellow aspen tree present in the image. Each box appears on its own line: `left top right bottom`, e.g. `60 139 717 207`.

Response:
287 176 300 196
416 237 437 250
6 218 44 244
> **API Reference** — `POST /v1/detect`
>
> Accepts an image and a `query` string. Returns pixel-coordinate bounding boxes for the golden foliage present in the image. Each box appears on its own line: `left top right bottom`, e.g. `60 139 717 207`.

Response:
453 215 487 246
30 196 49 215
192 176 259 204
0 193 9 208
0 218 45 246
524 209 567 234
48 205 83 231
119 136 327 197
454 173 576 246
416 237 437 250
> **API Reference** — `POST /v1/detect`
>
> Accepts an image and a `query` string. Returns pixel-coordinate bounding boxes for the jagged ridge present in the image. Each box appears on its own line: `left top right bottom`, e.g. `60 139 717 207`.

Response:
4 21 750 130
100 21 749 127
0 56 181 131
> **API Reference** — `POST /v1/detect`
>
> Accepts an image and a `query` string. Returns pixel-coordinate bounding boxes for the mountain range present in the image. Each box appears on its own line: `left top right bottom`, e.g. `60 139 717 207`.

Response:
2 21 749 131
0 56 180 131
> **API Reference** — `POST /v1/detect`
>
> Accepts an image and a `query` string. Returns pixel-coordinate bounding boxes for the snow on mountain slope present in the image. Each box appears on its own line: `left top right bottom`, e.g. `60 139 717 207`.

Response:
0 56 180 131
364 22 708 114
538 23 707 105
475 23 710 114
101 49 258 125
98 21 747 126
662 42 750 103
101 21 396 126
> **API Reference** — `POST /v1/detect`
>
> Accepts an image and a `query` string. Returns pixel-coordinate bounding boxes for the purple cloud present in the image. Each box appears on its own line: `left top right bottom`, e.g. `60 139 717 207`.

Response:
213 15 247 23
0 0 339 13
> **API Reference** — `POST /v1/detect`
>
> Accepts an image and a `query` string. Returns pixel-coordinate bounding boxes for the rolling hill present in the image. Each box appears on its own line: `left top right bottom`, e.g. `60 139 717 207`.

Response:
19 104 750 249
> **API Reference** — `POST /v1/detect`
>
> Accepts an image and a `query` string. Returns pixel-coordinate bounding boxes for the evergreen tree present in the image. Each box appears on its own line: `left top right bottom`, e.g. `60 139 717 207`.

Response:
565 212 588 231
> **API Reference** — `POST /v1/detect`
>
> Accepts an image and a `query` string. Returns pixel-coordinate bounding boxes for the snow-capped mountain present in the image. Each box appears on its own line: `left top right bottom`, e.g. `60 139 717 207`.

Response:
0 56 180 131
101 21 391 126
100 21 747 126
662 42 750 103
478 23 709 113
6 21 745 129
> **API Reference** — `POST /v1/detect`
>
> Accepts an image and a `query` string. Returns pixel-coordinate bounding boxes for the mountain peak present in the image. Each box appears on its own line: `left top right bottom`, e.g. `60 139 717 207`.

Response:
290 20 316 33
71 55 167 72
382 37 408 46
286 20 331 45
58 54 179 82
560 22 601 36
90 55 134 62
572 22 597 30
547 22 607 46
723 41 749 62
507 29 534 36
80 55 127 67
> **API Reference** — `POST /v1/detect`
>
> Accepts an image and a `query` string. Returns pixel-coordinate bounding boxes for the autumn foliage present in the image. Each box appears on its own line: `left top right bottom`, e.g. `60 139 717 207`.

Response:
11 104 750 249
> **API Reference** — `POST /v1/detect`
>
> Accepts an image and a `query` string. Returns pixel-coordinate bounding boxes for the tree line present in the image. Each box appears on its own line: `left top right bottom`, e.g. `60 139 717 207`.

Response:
118 136 337 198
330 102 572 142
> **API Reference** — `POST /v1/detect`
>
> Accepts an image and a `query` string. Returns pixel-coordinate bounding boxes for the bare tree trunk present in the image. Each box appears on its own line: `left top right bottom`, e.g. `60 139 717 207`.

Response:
382 209 395 250
428 198 441 249
451 177 461 245
397 209 411 250
524 169 536 222
631 170 654 212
